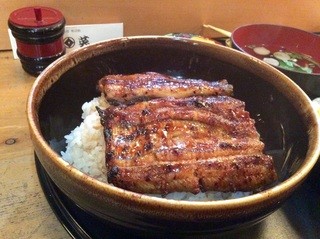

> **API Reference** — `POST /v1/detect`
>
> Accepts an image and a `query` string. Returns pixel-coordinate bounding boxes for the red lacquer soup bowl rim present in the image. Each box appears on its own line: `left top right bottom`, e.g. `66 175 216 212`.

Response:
231 23 320 76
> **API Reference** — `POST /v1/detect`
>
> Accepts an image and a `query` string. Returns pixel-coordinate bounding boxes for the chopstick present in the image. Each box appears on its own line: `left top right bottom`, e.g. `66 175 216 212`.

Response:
202 24 232 37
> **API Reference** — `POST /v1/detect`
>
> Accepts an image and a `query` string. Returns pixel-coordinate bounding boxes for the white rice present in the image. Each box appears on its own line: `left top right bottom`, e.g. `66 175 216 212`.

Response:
61 96 109 182
61 96 252 201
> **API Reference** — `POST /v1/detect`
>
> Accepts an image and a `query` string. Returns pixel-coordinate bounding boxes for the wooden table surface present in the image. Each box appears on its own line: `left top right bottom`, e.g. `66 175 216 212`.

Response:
0 50 318 239
0 50 70 239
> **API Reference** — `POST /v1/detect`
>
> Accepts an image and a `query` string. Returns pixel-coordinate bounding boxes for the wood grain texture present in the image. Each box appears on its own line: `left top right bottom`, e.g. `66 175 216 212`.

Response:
2 0 320 49
0 51 70 239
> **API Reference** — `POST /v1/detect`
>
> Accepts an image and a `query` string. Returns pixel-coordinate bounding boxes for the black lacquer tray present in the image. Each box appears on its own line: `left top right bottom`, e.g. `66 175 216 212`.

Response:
35 155 320 239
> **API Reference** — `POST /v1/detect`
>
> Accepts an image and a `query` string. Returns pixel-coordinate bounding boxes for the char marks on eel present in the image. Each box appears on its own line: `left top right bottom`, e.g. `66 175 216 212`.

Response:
97 72 277 194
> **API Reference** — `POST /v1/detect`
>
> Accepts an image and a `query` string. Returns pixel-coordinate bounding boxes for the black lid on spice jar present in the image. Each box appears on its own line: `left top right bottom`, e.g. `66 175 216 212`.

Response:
8 6 66 76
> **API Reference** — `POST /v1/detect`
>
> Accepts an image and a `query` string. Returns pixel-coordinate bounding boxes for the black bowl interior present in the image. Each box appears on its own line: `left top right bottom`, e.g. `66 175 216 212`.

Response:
38 39 308 189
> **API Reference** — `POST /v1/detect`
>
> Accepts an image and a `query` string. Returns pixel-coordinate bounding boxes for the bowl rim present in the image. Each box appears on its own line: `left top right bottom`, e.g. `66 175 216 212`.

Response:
27 35 320 211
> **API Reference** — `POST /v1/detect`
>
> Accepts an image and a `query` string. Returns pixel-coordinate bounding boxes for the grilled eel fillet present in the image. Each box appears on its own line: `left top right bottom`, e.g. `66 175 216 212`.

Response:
97 95 277 194
98 72 233 104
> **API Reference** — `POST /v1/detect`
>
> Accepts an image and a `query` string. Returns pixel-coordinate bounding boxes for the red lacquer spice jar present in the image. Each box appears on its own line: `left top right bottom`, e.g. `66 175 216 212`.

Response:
8 6 66 76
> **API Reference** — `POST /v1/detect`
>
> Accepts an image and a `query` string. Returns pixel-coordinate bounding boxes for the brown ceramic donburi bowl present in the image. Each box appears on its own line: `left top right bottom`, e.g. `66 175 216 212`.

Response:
27 36 320 238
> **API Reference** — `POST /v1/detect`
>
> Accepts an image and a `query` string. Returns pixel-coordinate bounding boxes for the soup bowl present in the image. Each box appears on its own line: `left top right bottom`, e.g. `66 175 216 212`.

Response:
231 24 320 98
27 36 320 238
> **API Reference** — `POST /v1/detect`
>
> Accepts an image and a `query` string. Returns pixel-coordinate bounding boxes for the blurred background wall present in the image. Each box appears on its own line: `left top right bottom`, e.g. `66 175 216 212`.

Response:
2 0 320 50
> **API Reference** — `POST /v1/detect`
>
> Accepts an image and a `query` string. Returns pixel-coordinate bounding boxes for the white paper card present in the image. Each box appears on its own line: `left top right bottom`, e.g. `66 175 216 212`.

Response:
8 23 123 59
